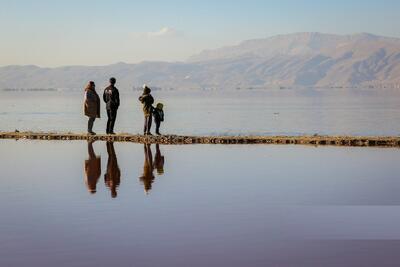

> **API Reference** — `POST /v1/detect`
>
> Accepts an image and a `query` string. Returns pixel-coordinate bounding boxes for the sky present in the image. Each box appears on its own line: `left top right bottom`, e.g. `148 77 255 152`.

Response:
0 0 399 67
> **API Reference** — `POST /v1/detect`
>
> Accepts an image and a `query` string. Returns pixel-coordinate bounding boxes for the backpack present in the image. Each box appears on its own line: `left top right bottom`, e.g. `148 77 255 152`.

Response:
153 108 164 122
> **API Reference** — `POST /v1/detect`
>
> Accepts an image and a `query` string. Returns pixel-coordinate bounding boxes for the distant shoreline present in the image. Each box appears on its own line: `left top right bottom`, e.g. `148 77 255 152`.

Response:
1 88 59 92
2 85 400 92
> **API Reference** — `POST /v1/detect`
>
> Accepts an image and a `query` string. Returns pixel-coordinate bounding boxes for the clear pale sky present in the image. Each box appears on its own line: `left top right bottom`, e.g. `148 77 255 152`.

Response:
1 0 399 67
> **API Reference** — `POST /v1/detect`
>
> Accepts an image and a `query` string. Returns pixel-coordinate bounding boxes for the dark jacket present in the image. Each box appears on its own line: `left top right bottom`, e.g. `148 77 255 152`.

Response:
103 85 120 110
84 88 100 118
153 108 164 122
139 94 154 116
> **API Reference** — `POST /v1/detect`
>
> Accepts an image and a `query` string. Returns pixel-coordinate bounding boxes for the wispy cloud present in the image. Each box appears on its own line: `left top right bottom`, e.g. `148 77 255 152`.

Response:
146 27 181 38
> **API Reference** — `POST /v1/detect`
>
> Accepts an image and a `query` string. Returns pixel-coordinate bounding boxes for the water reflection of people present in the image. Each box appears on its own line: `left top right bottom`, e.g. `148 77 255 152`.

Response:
154 144 165 175
139 144 165 194
140 144 154 194
84 141 101 194
104 142 121 198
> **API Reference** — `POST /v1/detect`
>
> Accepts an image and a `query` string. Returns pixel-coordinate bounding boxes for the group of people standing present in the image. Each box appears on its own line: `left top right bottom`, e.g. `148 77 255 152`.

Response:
83 77 164 136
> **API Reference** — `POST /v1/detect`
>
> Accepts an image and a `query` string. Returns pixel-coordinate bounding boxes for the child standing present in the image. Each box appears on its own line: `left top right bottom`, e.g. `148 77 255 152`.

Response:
153 103 164 135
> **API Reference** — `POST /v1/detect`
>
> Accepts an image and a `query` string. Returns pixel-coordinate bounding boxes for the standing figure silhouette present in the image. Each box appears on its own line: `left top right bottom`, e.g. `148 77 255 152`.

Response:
84 141 101 194
104 142 121 198
139 144 155 194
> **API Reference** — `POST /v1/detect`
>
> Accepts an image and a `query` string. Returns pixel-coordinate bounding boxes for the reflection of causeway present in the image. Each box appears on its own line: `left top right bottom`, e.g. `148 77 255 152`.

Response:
139 144 165 194
84 142 165 197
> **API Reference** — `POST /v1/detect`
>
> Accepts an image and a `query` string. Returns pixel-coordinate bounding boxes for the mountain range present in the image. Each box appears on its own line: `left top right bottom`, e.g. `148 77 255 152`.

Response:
1 32 400 90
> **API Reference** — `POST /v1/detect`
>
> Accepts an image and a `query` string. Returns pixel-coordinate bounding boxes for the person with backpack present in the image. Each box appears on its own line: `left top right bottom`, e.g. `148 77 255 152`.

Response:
103 77 120 135
153 103 164 135
138 84 154 135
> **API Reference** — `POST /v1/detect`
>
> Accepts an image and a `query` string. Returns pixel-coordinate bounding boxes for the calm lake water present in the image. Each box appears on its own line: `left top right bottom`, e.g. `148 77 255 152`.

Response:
1 89 400 266
1 89 400 136
1 140 400 266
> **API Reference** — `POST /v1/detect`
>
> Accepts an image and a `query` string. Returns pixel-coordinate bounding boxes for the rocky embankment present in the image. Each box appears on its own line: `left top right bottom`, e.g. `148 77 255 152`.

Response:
0 131 399 147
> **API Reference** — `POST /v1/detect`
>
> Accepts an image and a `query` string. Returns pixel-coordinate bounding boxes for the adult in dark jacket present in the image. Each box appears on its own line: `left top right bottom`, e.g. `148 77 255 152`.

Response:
103 77 120 134
138 84 154 135
83 81 100 135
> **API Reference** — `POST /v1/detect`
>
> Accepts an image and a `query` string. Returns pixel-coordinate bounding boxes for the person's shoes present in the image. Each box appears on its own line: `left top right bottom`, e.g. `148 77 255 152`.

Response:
146 132 153 136
109 132 116 135
88 131 96 135
156 132 161 135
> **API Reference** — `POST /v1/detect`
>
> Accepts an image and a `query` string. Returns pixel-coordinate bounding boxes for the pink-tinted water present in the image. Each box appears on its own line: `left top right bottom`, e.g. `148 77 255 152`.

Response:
1 140 400 266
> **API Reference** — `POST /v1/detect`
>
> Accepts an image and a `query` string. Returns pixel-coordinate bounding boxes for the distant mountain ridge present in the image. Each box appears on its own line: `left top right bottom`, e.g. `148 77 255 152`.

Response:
1 32 400 90
188 32 400 61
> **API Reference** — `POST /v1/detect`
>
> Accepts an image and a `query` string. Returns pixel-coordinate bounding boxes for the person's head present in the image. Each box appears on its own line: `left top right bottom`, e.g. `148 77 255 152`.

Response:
109 77 116 85
85 81 95 91
143 84 151 94
156 103 163 110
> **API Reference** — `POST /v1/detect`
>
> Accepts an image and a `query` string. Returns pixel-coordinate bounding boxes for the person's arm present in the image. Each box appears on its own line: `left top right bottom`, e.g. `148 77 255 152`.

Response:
103 90 107 103
115 89 120 107
84 91 88 102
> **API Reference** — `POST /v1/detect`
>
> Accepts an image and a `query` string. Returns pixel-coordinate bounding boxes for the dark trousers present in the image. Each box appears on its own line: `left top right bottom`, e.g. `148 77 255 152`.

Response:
144 115 152 134
106 109 118 134
88 117 95 133
155 120 161 134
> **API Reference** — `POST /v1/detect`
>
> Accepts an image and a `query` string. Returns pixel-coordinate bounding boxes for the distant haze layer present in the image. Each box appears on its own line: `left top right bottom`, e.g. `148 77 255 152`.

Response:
1 32 400 90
